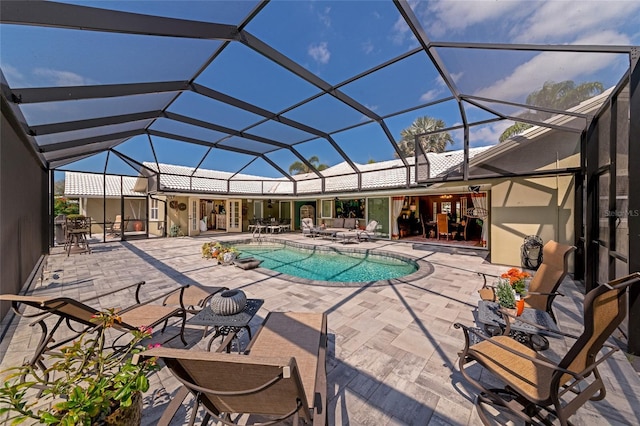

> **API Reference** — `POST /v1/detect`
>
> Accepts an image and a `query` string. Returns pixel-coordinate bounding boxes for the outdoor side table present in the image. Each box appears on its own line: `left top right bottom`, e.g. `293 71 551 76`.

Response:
189 298 264 352
477 300 559 351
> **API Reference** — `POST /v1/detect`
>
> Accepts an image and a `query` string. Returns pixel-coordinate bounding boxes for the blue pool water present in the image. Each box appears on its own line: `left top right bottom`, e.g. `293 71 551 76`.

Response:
235 244 417 282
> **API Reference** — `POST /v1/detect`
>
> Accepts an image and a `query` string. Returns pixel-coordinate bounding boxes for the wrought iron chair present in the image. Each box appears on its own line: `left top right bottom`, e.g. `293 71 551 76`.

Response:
0 281 190 376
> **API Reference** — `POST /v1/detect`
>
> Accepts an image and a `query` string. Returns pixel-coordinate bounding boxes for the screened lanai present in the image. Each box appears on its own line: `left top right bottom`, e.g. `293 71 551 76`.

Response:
1 0 639 351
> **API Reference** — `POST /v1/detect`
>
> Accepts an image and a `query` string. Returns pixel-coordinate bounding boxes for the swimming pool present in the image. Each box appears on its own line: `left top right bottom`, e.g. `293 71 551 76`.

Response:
234 242 417 283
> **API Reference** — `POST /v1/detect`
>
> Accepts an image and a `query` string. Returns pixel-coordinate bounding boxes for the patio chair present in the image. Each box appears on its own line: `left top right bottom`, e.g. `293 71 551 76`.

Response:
108 214 122 237
139 311 328 426
162 285 227 314
436 213 452 240
301 217 316 237
479 240 575 322
455 272 640 426
0 281 190 374
356 219 378 241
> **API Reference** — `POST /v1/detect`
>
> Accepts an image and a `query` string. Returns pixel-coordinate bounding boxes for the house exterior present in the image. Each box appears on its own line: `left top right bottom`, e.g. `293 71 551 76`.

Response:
64 89 613 268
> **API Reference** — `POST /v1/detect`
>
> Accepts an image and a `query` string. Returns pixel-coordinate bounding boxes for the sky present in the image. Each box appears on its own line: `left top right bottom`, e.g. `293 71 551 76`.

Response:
1 0 639 180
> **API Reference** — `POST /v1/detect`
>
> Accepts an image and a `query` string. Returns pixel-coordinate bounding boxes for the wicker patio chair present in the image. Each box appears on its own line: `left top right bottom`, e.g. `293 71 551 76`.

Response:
478 240 575 322
139 311 328 426
456 272 640 426
0 281 190 374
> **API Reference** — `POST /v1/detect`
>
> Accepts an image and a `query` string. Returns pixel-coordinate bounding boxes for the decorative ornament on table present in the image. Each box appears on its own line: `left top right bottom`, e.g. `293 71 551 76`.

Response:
209 289 247 316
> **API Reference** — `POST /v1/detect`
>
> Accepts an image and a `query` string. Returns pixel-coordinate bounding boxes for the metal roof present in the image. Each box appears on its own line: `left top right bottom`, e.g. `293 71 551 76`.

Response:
2 1 637 194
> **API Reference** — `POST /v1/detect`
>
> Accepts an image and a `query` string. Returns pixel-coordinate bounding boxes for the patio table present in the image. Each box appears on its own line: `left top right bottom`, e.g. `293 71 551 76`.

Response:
336 230 360 244
477 300 559 350
189 298 264 352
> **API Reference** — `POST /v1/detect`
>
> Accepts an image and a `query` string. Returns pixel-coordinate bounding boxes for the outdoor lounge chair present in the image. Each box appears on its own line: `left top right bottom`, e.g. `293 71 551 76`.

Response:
455 272 640 426
479 240 575 322
0 281 190 374
356 219 378 241
301 217 317 237
139 311 328 426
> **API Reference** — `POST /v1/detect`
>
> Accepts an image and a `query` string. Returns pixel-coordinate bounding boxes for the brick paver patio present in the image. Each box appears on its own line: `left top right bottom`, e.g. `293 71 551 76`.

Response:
1 234 639 425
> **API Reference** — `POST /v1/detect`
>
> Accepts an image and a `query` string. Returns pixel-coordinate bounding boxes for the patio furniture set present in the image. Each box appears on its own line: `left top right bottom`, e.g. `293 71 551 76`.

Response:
249 218 291 236
63 216 91 256
456 239 640 425
1 282 327 425
2 238 637 425
301 217 378 244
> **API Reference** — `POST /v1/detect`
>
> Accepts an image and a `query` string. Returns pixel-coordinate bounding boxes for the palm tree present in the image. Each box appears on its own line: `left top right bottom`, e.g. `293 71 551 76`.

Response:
499 80 604 142
288 155 329 175
395 116 453 158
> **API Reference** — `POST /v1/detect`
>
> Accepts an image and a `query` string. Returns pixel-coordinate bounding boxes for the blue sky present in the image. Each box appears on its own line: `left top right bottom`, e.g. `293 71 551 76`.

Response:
2 0 639 180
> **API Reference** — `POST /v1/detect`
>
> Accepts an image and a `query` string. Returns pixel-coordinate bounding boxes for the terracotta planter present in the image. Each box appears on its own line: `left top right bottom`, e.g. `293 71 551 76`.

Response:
133 221 143 232
516 299 525 316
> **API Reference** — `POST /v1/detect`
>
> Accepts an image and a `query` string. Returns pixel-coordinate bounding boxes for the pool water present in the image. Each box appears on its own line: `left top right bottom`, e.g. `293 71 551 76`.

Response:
236 244 417 282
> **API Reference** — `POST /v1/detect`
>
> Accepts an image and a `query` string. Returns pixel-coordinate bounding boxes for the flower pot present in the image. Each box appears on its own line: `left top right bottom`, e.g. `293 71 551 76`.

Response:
102 391 143 425
502 307 518 317
209 289 247 316
133 220 143 232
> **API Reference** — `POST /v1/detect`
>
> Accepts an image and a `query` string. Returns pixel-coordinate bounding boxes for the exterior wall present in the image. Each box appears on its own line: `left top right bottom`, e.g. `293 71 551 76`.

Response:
148 197 165 237
83 197 121 234
489 176 575 269
167 196 189 236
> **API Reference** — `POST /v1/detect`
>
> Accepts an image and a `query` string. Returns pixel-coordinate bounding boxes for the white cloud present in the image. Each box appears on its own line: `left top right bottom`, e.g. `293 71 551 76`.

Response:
317 6 331 28
420 89 441 102
474 31 629 101
414 0 636 47
514 1 640 43
450 71 464 84
422 0 523 38
1 64 26 86
362 40 374 55
308 42 331 65
391 15 412 45
33 68 91 86
469 121 511 146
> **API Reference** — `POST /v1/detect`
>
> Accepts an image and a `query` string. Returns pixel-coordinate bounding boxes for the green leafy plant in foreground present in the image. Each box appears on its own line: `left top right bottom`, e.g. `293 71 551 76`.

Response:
0 309 159 425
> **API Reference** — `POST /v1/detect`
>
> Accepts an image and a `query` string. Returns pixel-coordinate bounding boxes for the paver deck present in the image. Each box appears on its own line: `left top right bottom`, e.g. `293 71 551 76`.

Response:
1 234 639 425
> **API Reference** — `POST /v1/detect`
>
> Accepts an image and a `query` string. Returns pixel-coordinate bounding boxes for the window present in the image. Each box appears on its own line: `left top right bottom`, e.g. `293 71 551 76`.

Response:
150 198 158 220
321 199 333 218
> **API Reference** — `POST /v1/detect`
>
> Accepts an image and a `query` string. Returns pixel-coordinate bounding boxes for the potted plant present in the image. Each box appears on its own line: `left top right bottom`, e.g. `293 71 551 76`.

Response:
500 267 531 297
0 309 159 425
495 279 517 316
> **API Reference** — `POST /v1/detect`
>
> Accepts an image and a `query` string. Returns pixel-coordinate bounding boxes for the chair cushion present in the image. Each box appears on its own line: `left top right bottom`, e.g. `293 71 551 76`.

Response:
468 335 554 402
332 218 345 228
343 218 356 229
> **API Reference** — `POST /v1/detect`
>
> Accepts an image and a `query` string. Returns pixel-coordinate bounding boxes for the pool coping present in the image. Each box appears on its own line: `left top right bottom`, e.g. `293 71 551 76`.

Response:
221 237 435 288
